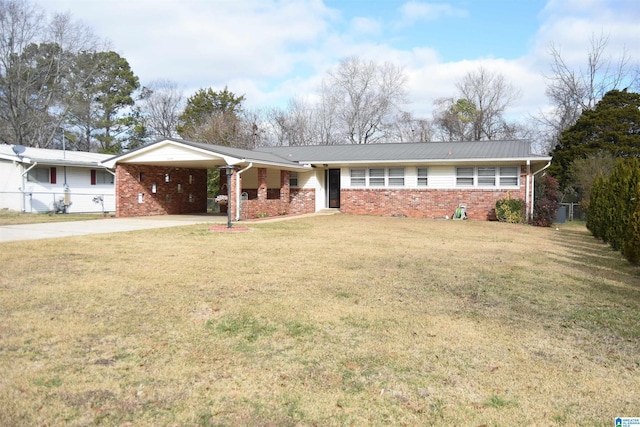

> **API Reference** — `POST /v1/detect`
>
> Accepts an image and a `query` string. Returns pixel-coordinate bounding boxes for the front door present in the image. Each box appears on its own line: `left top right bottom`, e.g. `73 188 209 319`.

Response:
328 169 340 208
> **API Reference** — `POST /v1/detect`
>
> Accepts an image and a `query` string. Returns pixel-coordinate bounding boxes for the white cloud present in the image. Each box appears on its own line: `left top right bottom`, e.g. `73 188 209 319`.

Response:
350 17 382 37
35 0 639 129
397 1 468 26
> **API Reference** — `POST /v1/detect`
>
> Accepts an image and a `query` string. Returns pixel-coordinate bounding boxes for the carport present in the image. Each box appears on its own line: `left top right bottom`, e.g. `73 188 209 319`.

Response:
101 138 315 220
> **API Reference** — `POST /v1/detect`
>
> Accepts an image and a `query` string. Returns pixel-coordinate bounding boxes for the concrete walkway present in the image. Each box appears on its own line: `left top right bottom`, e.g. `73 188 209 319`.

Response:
0 214 225 243
0 211 339 243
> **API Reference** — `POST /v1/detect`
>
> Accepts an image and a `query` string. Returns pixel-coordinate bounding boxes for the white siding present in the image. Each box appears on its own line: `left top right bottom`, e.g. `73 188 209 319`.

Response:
127 144 222 163
427 165 456 188
297 170 316 189
0 161 25 211
0 162 115 213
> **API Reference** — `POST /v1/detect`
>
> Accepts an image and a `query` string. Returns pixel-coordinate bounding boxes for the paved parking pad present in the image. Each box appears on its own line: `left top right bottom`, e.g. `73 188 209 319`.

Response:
0 215 223 243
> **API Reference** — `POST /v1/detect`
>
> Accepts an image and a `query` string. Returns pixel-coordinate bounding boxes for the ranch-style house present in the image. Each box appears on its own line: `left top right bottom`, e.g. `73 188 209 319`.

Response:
102 138 552 221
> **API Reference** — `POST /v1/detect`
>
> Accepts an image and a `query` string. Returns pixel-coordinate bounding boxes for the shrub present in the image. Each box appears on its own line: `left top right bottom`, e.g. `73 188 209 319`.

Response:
604 158 640 251
532 175 562 227
586 175 607 240
495 197 524 223
587 157 640 265
623 188 640 265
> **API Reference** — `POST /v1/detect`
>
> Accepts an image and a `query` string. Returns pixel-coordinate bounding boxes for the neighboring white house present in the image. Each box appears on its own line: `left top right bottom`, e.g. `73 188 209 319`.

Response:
0 144 115 213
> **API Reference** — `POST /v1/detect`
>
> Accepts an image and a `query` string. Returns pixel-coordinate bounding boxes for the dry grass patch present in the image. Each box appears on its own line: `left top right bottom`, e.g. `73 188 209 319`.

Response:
0 209 105 225
0 215 638 426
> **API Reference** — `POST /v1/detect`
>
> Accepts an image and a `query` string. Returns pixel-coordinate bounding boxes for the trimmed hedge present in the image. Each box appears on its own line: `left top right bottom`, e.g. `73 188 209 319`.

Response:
587 157 640 265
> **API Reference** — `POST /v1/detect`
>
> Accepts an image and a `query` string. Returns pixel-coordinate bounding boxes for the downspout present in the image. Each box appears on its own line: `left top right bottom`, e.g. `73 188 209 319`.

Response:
235 162 253 221
531 161 552 221
20 161 38 213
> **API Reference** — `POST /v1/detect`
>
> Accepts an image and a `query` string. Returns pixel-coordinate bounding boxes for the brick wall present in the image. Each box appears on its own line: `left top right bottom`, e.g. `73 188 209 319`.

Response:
340 187 526 220
116 164 207 217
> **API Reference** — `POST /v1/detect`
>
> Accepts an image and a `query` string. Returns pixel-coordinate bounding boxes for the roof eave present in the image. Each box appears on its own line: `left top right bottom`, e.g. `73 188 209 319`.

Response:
304 156 552 166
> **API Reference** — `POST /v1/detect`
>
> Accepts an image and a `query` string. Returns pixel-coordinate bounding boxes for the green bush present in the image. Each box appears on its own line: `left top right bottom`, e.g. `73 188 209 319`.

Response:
586 175 607 240
587 158 640 265
495 197 524 223
622 183 640 265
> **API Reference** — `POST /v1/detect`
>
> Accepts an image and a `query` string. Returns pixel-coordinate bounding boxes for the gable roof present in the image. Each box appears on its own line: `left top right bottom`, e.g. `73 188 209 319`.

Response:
0 144 112 168
256 140 550 164
102 138 308 170
103 138 550 169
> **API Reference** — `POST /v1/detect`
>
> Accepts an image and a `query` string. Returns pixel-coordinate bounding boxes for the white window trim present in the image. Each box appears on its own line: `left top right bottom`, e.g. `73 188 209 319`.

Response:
456 166 520 188
417 167 428 187
350 168 406 188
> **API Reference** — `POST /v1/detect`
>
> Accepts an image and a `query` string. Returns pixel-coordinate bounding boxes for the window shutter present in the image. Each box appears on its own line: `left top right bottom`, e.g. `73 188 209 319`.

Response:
91 169 97 185
50 167 57 184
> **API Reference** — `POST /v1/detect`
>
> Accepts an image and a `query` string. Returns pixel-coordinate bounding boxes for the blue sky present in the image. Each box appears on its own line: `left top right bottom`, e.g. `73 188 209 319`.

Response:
39 0 640 122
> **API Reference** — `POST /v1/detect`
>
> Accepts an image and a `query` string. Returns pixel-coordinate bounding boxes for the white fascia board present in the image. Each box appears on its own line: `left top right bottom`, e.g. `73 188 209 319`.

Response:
308 156 552 166
102 139 243 168
232 159 311 171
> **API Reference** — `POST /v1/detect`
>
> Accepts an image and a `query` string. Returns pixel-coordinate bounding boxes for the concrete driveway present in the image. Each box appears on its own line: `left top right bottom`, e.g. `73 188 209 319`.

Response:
0 215 226 243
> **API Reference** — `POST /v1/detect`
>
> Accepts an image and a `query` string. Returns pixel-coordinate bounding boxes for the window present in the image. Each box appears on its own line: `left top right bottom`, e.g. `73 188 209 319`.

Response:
388 168 405 186
456 167 474 187
477 167 496 187
369 168 385 186
350 168 407 187
417 168 428 187
91 170 114 185
290 172 298 187
499 167 519 186
28 167 52 183
351 169 366 187
177 183 182 193
189 174 194 184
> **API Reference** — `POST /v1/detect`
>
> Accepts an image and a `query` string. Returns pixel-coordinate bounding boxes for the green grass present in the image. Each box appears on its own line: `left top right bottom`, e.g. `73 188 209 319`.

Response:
0 215 638 426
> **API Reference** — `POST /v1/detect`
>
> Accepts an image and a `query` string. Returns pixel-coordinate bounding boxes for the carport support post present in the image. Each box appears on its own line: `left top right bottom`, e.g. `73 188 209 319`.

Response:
220 165 236 229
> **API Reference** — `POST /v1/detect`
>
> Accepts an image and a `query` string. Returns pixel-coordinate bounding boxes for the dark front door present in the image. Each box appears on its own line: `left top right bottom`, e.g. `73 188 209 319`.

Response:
328 169 340 208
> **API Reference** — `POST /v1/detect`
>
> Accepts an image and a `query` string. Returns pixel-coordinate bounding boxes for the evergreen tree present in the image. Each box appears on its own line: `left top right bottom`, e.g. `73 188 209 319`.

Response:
550 89 640 189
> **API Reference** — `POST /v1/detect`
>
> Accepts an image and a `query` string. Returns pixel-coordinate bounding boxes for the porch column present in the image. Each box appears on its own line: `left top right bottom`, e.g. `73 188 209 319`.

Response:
258 168 267 201
280 170 290 202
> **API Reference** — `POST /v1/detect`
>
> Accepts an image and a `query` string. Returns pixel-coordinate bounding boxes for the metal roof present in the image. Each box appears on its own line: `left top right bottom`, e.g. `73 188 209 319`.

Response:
255 140 549 163
0 144 112 167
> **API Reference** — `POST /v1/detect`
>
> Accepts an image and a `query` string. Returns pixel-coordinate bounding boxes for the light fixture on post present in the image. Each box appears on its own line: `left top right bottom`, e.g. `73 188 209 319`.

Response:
219 165 236 229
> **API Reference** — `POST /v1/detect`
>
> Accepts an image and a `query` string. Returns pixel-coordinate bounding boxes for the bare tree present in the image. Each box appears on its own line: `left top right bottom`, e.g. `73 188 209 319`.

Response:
387 111 432 142
537 33 639 152
138 80 184 138
323 56 408 144
455 67 522 140
0 0 102 148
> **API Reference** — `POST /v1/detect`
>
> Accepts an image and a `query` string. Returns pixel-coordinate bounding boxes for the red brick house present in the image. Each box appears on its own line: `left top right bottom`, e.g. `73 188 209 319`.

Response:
102 138 551 221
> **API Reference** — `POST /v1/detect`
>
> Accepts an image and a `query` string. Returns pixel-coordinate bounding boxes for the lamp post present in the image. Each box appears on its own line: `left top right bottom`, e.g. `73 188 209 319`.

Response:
219 165 236 229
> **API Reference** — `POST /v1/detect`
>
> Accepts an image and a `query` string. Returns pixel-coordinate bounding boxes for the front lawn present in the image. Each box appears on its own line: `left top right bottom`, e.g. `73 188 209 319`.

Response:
0 215 637 426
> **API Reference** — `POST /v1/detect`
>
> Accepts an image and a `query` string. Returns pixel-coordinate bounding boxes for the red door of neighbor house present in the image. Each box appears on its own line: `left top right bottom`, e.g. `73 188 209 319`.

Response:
328 169 340 208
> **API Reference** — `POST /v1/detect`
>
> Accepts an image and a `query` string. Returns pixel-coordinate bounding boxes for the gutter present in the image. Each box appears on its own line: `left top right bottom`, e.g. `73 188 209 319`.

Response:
20 161 38 213
235 162 253 221
530 161 552 221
